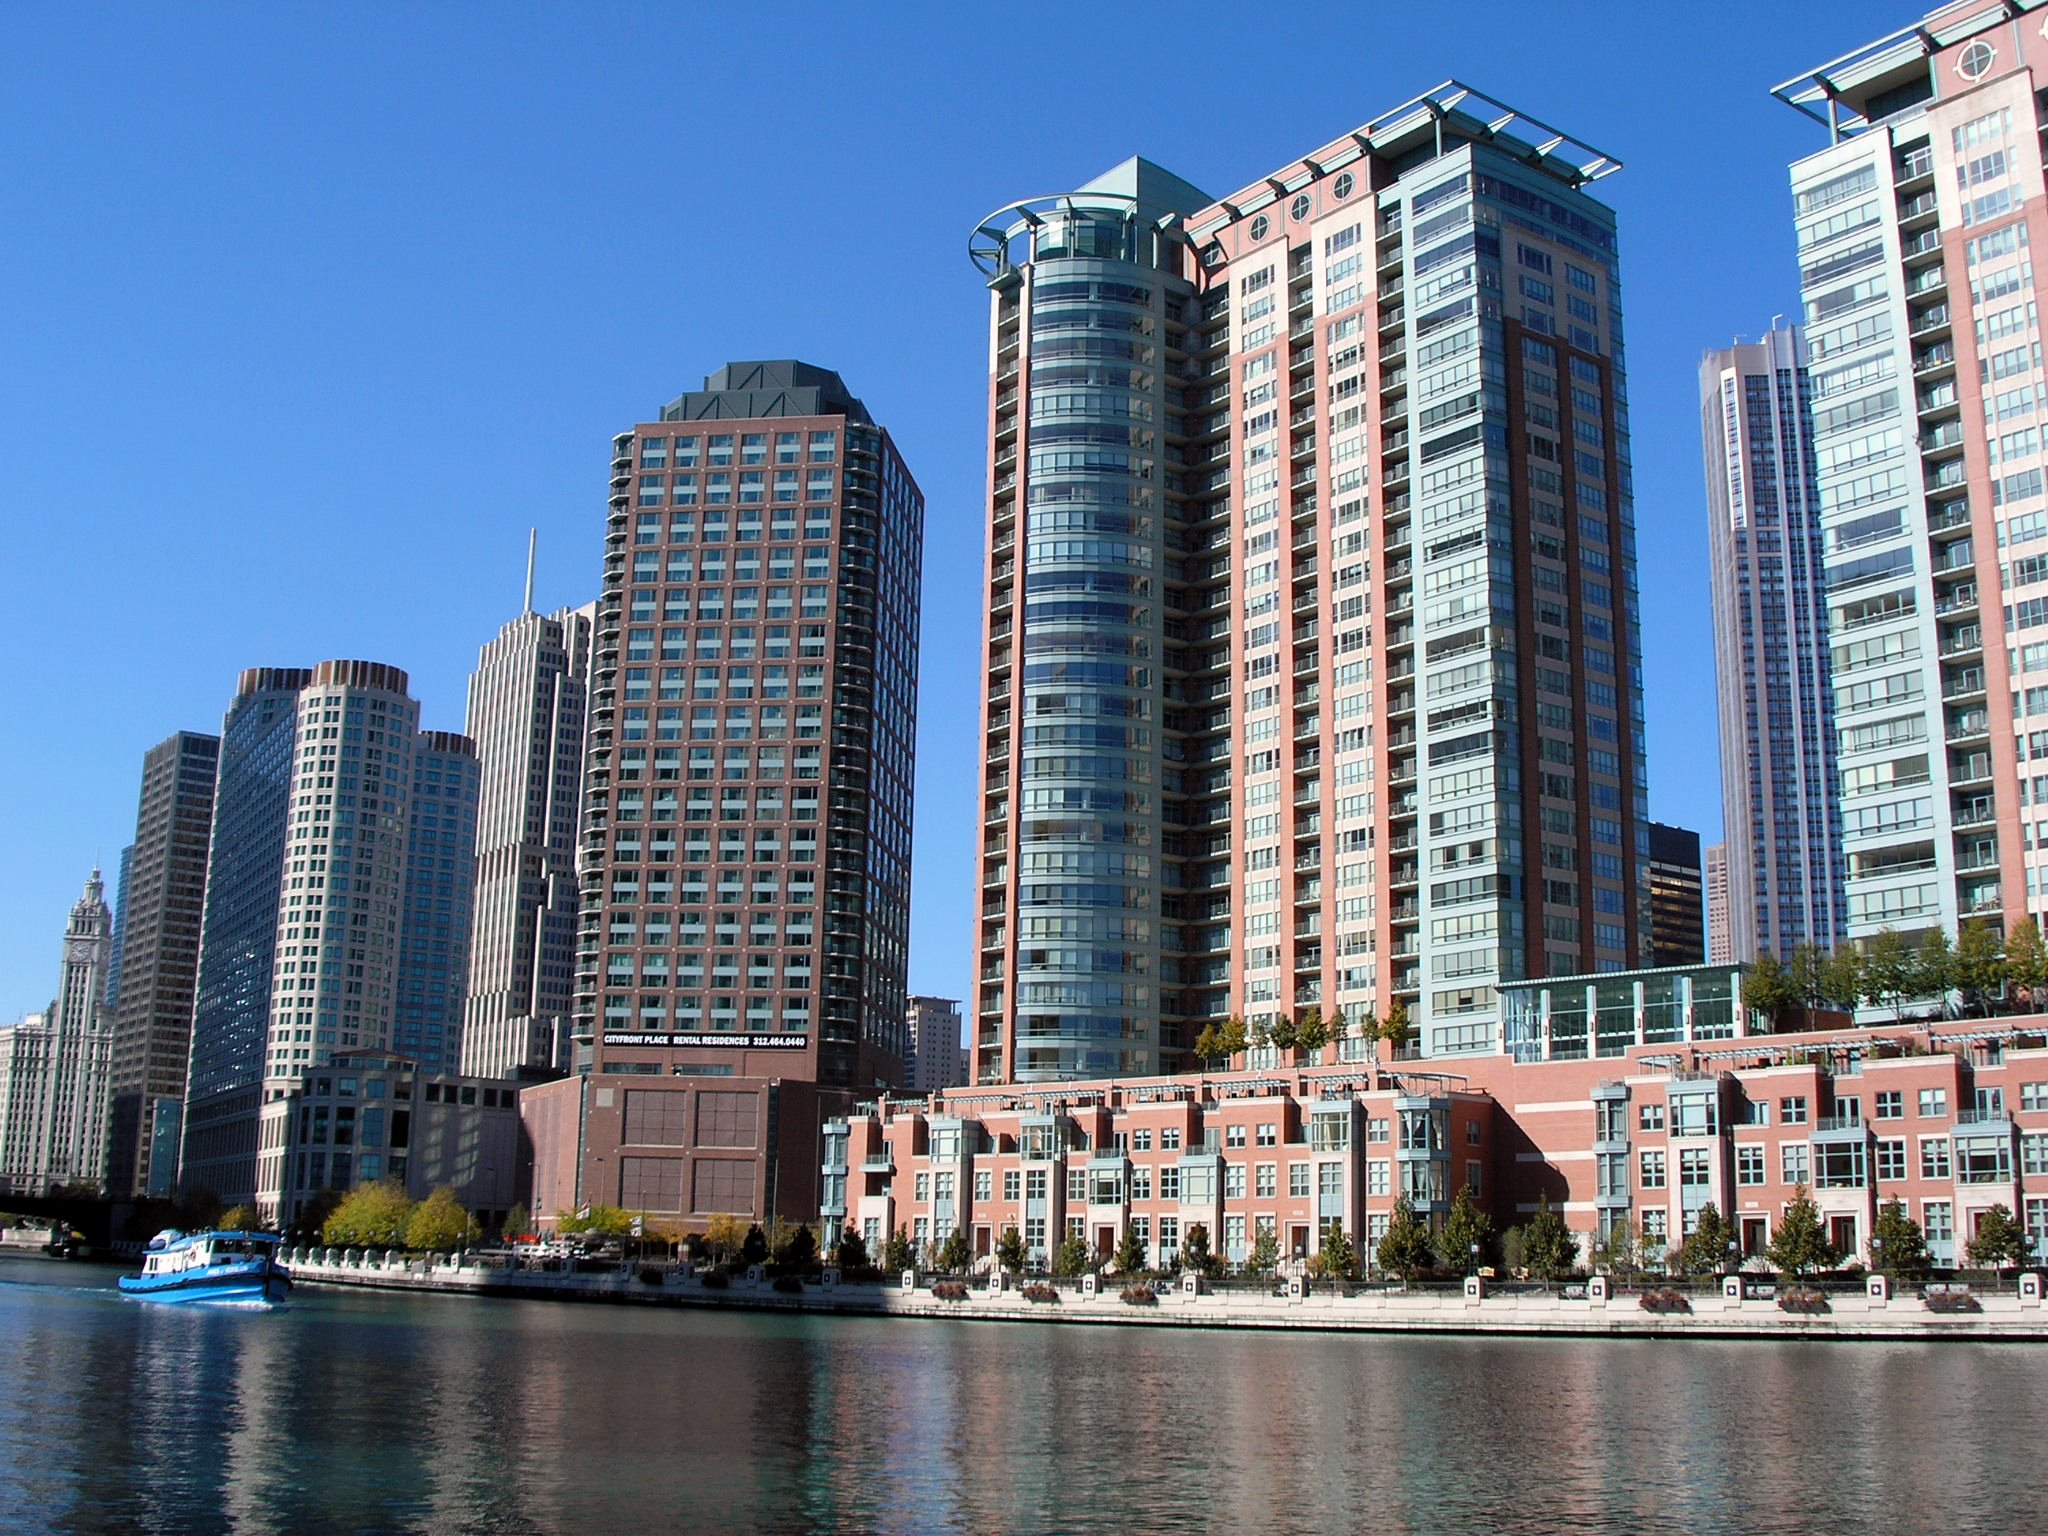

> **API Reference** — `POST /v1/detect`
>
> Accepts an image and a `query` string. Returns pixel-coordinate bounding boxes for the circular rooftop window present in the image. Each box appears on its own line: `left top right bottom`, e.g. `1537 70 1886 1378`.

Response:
1957 39 1997 80
1333 171 1355 200
1290 193 1312 221
1248 214 1269 242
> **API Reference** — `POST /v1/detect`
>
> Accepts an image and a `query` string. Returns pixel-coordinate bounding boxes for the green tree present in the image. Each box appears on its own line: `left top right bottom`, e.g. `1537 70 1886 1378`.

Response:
1954 919 2007 1017
1377 1198 1435 1283
740 1223 769 1265
1295 1006 1328 1058
881 1226 917 1273
1766 1186 1839 1277
996 1225 1027 1275
1743 957 1796 1029
1913 929 1956 1018
1437 1183 1495 1273
1965 1203 2031 1272
1673 1202 1735 1277
1113 1224 1148 1278
1315 1221 1359 1281
218 1204 259 1232
1192 1023 1223 1065
935 1228 971 1275
560 1204 634 1238
1380 999 1413 1057
1862 929 1914 1019
1870 1197 1930 1281
1787 943 1828 1010
2005 915 2048 1011
1325 1007 1349 1053
1182 1222 1225 1281
1820 943 1865 1012
1053 1234 1092 1278
1248 1224 1280 1278
782 1222 818 1269
1590 1218 1644 1279
501 1203 531 1240
1218 1015 1249 1059
704 1213 749 1266
322 1180 414 1249
1522 1197 1580 1281
405 1187 470 1252
836 1223 871 1274
1267 1013 1299 1052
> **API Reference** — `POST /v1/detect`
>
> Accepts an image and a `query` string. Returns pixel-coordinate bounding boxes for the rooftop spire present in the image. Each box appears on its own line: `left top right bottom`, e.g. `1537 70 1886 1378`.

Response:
524 527 537 616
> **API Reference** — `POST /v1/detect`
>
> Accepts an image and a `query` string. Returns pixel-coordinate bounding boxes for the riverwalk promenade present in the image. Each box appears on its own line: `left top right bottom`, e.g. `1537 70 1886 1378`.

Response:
281 1247 2048 1341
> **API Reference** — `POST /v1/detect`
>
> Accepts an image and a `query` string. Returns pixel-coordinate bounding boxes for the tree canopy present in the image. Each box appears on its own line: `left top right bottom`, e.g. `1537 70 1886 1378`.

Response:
323 1181 413 1249
405 1187 470 1252
1765 1186 1839 1277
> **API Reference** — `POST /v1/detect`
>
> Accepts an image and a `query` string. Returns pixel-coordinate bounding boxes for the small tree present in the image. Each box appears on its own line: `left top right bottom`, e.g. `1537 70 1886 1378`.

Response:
1182 1222 1225 1281
1820 943 1865 1012
1766 1186 1839 1277
1295 1006 1328 1059
1377 1198 1435 1283
1380 999 1413 1058
218 1204 259 1233
740 1224 770 1266
1192 1023 1223 1065
1965 1203 2031 1273
836 1223 871 1274
559 1204 634 1238
1248 1224 1280 1278
2005 915 2048 1011
291 1188 342 1243
1218 1015 1249 1060
1113 1224 1148 1278
1591 1218 1644 1280
406 1187 470 1252
782 1222 818 1269
1954 919 2007 1017
996 1225 1027 1275
1870 1197 1930 1281
935 1228 971 1275
704 1213 749 1267
1267 1013 1299 1052
1315 1221 1359 1281
1787 943 1828 1011
1673 1202 1735 1277
1743 957 1796 1028
1862 929 1914 1019
1326 1006 1349 1054
1913 929 1956 1018
501 1203 531 1240
323 1180 414 1249
1437 1183 1495 1273
1053 1234 1092 1277
1522 1197 1579 1281
881 1226 917 1274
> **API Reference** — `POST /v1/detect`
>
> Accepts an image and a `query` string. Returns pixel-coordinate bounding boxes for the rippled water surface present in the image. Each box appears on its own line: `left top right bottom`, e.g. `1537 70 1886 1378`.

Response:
4 1258 2045 1534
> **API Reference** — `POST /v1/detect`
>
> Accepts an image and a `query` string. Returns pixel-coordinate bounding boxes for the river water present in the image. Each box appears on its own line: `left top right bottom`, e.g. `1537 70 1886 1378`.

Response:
3 1257 2044 1534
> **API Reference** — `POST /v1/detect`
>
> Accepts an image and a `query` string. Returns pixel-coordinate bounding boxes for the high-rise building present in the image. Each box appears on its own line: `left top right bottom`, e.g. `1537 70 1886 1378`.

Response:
0 871 114 1193
1775 2 2048 942
181 668 309 1204
104 730 219 1199
1700 326 1846 963
968 84 1646 1080
531 361 923 1231
904 995 965 1093
105 844 133 1016
462 565 595 1080
178 663 482 1218
1705 841 1734 964
1645 822 1706 965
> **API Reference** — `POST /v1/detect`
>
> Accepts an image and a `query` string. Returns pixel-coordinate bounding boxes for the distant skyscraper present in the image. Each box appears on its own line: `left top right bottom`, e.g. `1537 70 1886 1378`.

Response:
182 668 310 1204
969 85 1646 1080
462 558 594 1080
1705 842 1734 964
179 662 481 1218
1776 5 2048 940
105 844 133 1015
904 995 965 1093
104 730 219 1199
1645 822 1706 966
532 360 923 1231
0 871 113 1192
1700 325 1845 963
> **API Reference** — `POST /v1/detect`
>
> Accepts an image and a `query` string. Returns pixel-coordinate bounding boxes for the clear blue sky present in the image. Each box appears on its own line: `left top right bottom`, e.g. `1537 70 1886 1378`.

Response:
0 1 1890 1019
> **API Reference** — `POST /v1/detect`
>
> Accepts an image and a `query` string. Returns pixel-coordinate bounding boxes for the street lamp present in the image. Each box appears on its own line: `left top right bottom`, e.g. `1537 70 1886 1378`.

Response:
1726 1237 1740 1279
1870 1234 1884 1279
1469 1241 1480 1278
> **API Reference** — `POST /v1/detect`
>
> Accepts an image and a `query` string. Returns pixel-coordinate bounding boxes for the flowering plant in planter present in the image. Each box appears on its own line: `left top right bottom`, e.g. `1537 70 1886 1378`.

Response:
1121 1283 1158 1306
1637 1287 1692 1314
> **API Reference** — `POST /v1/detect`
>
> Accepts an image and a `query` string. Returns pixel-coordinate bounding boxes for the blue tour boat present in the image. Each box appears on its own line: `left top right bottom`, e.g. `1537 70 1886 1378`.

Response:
119 1229 292 1306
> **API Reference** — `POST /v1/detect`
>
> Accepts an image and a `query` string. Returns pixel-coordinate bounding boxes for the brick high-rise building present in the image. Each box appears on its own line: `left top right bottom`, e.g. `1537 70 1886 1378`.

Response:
528 362 923 1231
1775 1 2048 942
104 730 219 1199
461 568 595 1080
1700 325 1847 963
968 84 1646 1079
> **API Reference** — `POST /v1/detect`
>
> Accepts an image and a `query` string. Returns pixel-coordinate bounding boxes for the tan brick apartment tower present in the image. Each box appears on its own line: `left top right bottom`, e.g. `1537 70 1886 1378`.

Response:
968 85 1649 1080
527 362 923 1231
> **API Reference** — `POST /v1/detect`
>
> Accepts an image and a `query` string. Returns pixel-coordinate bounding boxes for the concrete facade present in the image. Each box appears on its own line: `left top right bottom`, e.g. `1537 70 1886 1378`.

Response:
0 872 114 1194
905 995 965 1093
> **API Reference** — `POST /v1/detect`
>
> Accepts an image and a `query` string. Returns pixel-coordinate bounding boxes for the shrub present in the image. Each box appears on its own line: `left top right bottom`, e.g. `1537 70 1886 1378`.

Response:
1926 1290 1982 1314
699 1271 729 1291
1638 1288 1692 1314
639 1266 666 1287
1778 1286 1830 1315
771 1274 803 1294
1121 1284 1158 1306
932 1280 970 1301
1022 1282 1060 1304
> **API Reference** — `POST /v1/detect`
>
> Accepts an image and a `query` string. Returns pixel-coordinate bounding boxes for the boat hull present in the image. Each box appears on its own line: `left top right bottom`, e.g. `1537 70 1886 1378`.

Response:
119 1263 292 1307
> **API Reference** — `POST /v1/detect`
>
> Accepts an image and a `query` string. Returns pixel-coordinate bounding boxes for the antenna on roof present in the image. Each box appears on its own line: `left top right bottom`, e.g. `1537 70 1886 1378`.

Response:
524 528 537 615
